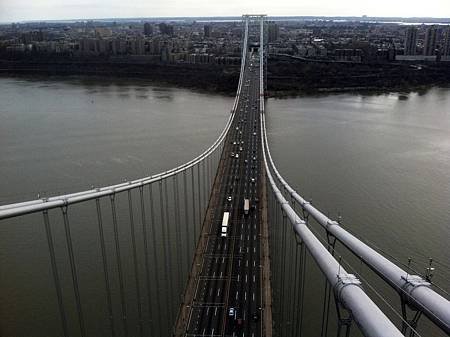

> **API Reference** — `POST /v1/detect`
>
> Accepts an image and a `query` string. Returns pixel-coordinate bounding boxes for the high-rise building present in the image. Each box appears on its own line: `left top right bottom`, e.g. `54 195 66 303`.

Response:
423 26 438 56
443 26 450 56
268 22 279 43
204 25 211 38
404 26 418 55
159 23 174 36
144 23 153 36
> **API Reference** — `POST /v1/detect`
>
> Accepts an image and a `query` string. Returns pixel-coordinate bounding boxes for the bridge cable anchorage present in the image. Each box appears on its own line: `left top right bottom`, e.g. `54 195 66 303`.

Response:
260 106 450 334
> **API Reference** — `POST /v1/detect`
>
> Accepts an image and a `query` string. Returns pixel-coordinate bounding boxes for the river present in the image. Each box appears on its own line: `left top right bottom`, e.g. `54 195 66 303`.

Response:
1 77 449 336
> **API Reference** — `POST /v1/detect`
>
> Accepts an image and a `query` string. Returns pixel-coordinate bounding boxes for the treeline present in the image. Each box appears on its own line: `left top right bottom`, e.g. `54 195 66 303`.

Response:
0 58 241 94
267 56 450 95
1 55 450 96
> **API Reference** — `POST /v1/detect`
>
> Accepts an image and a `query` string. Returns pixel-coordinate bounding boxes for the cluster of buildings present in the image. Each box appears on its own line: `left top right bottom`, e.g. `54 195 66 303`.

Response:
399 25 450 61
1 18 450 64
266 20 450 63
0 20 243 65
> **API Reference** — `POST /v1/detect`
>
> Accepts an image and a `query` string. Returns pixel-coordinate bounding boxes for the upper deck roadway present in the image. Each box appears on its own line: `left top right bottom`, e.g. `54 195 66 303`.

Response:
185 50 263 337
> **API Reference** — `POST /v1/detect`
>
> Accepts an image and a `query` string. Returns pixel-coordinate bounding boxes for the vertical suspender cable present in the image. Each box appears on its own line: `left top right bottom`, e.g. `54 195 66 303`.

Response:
173 175 183 297
95 198 115 337
138 186 154 332
42 210 69 337
127 190 144 337
202 160 207 216
191 166 198 247
183 171 191 271
196 163 202 236
110 195 128 337
158 180 171 333
163 178 175 323
61 206 86 337
148 184 162 336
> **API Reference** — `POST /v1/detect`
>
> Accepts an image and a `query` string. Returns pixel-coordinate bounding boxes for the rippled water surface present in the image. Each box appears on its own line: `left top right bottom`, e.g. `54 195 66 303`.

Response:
1 77 449 336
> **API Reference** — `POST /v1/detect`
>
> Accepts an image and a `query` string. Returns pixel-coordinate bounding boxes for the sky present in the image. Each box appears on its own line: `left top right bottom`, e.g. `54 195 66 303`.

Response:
1 0 450 23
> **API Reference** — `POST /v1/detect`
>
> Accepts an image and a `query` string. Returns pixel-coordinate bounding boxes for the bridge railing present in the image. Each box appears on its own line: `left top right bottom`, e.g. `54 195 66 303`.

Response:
0 19 250 337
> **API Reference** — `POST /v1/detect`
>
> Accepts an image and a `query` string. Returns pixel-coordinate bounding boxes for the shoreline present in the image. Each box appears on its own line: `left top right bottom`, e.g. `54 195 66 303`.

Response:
1 60 449 98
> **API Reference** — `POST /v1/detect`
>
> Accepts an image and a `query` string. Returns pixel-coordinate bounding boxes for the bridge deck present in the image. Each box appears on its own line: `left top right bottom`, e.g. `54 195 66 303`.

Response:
176 51 266 337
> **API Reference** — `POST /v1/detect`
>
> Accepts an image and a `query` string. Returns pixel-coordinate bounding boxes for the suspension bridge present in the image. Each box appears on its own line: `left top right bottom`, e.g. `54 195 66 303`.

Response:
0 15 449 337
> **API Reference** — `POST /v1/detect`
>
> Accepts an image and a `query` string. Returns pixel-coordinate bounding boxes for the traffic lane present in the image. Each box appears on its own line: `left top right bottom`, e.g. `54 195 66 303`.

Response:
190 114 243 334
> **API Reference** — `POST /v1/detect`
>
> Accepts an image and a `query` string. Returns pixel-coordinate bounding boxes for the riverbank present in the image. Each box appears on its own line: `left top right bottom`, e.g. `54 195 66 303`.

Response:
0 58 240 95
2 56 450 97
267 55 450 97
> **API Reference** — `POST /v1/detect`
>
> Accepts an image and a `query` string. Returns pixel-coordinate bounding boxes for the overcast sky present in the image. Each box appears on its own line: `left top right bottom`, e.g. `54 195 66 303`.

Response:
1 0 449 23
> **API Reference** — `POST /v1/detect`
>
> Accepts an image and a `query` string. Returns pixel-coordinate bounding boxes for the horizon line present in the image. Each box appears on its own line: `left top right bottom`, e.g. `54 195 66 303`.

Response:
2 14 450 25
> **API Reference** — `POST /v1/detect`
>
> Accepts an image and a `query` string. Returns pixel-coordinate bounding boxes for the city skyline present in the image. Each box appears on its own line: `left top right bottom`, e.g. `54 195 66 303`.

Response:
1 0 450 23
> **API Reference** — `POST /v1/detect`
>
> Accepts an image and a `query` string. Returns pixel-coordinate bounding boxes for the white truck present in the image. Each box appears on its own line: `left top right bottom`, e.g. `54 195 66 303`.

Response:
244 199 250 216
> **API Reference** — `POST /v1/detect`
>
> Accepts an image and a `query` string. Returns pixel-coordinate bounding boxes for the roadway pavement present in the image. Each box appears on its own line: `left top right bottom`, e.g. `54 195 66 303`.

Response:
185 51 262 337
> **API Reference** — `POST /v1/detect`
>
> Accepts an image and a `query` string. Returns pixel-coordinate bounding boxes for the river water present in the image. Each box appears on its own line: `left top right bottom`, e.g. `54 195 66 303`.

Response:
1 77 449 336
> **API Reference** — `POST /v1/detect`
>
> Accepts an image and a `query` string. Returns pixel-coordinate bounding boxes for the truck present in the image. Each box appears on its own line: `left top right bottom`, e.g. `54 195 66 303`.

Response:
221 212 230 237
244 199 250 216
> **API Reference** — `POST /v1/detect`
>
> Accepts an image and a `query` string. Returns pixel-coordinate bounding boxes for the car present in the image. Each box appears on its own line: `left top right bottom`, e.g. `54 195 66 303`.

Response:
244 159 248 164
228 307 236 318
252 312 259 322
227 196 232 202
230 152 235 158
235 154 239 159
251 178 256 184
253 156 257 161
253 132 257 136
233 141 237 145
